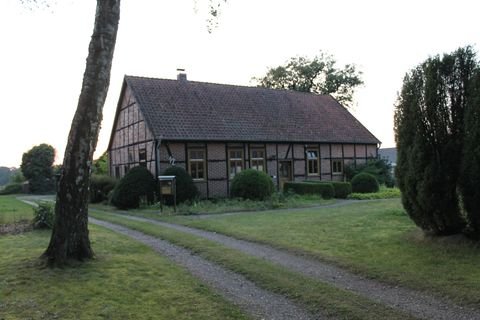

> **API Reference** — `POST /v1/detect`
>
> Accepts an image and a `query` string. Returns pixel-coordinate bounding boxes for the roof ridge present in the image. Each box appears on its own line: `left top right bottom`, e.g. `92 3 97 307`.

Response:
124 74 333 99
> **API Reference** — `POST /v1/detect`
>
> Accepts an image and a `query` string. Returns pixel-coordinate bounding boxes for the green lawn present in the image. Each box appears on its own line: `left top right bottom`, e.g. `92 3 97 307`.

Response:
0 195 34 224
0 197 248 320
91 210 413 320
0 226 248 320
143 199 480 307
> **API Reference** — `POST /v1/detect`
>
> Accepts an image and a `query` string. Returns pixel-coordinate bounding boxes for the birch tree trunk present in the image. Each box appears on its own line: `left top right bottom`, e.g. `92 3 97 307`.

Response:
43 0 121 265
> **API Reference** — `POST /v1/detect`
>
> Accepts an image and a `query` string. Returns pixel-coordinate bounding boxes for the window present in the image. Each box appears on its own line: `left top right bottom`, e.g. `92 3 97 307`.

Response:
332 160 343 174
306 149 319 175
250 148 265 172
124 165 130 175
139 148 147 167
114 166 120 178
229 149 244 179
188 148 206 180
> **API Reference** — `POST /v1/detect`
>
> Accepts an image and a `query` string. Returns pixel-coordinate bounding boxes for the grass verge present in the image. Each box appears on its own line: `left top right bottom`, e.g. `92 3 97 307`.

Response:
91 210 414 320
348 187 401 200
0 195 34 224
157 199 480 307
0 225 248 320
93 193 335 216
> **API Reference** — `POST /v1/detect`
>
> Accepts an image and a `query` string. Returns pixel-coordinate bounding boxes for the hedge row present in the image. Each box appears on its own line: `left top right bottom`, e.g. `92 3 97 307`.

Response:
303 180 352 199
284 182 334 199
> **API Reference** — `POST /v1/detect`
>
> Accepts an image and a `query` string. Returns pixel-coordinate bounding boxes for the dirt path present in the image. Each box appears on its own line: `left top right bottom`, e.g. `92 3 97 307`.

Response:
90 218 317 320
95 210 480 320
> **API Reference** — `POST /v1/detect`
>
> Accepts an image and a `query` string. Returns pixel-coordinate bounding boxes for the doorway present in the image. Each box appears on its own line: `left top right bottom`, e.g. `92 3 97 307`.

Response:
278 160 293 190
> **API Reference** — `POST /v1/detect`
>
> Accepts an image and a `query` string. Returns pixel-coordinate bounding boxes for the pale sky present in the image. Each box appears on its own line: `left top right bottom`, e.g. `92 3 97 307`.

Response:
0 0 478 168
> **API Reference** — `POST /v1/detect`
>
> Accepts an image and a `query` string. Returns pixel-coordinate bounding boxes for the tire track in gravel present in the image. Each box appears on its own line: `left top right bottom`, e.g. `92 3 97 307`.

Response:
94 211 480 320
89 218 318 320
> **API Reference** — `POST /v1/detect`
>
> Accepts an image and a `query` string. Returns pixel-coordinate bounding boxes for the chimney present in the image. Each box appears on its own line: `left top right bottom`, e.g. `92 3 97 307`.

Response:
177 68 187 81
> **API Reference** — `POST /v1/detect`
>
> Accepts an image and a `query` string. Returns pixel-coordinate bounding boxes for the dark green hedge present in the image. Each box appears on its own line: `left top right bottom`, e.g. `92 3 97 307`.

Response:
111 166 156 209
162 166 198 204
89 174 117 203
230 169 274 200
284 182 334 199
303 180 352 199
0 183 23 195
351 173 379 193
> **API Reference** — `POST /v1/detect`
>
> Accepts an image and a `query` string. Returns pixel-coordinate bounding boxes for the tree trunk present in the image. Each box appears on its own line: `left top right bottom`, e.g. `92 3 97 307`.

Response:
43 0 121 266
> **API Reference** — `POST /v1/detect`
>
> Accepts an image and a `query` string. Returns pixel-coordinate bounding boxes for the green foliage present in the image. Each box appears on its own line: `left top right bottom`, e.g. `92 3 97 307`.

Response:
255 52 363 107
111 166 156 209
32 202 54 229
394 46 478 236
9 169 25 184
0 167 16 186
20 143 55 194
284 182 334 199
460 71 480 237
345 158 394 187
162 166 199 204
92 151 109 175
348 187 401 200
330 182 352 199
90 174 117 203
0 183 23 195
304 181 352 199
230 169 274 201
351 173 379 193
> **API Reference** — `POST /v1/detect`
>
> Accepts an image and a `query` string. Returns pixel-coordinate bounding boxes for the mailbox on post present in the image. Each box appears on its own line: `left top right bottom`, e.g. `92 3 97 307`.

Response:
158 175 176 212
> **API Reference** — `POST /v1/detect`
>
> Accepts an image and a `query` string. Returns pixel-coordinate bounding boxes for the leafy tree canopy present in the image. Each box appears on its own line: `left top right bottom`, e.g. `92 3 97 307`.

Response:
255 52 363 107
20 143 55 193
92 151 108 175
0 167 17 186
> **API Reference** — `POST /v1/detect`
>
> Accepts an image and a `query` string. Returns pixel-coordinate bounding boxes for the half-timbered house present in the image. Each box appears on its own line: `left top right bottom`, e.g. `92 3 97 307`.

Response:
107 73 380 198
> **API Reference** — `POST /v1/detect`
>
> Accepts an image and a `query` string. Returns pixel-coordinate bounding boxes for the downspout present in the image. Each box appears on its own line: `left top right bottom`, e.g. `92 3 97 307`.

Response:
155 138 162 179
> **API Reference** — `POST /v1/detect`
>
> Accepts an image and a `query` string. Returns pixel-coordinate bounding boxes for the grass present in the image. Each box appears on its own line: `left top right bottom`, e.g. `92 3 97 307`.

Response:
92 192 335 216
148 199 480 307
0 195 34 224
348 187 401 200
0 226 248 319
90 209 413 320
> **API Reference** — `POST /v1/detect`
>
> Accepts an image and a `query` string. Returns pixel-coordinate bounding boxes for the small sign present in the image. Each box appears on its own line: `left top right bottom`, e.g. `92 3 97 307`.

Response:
161 181 173 195
158 175 177 212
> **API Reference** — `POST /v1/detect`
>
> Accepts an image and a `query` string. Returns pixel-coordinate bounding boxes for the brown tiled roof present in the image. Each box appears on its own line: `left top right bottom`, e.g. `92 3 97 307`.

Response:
125 75 380 144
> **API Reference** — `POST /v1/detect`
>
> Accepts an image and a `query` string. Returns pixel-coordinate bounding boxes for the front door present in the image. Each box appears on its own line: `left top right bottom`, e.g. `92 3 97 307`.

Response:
279 160 293 190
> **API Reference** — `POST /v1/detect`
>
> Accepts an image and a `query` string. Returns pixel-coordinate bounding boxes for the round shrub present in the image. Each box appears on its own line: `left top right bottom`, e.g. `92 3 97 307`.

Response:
89 174 117 203
111 166 156 209
230 169 274 201
162 166 198 203
351 172 379 193
331 182 352 199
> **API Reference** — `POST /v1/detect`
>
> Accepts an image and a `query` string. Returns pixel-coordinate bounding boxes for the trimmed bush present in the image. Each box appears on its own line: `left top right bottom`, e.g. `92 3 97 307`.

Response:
89 174 117 203
330 182 352 199
0 183 23 195
230 169 274 201
162 166 198 203
284 182 334 199
33 202 54 229
345 158 394 187
351 173 379 193
303 181 352 199
111 166 156 209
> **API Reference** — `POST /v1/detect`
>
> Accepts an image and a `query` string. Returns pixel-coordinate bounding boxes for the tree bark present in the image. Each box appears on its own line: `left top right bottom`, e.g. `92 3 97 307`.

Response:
43 0 121 266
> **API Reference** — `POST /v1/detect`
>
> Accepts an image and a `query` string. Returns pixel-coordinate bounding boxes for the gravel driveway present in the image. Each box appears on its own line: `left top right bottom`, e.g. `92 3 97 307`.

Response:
96 211 480 320
90 218 318 320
